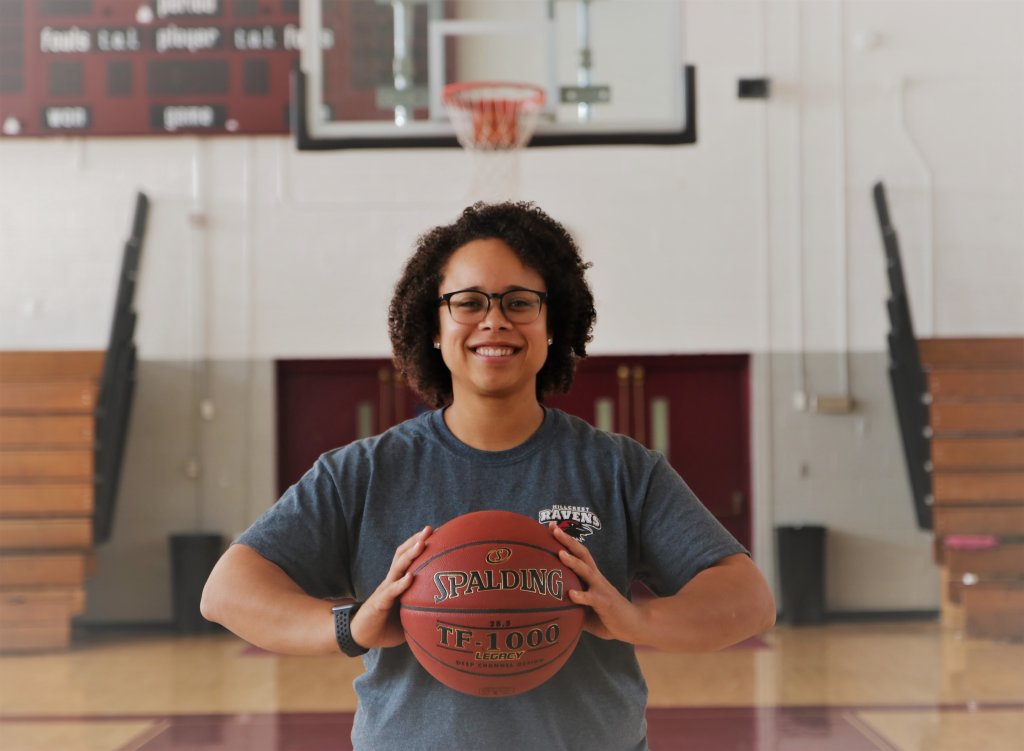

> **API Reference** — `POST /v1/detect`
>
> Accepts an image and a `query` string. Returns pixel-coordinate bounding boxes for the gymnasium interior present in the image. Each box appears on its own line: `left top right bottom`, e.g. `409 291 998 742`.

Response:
1 1 1022 749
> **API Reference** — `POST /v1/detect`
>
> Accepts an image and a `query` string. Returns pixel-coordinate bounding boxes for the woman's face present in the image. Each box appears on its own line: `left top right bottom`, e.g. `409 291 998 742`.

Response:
436 238 550 405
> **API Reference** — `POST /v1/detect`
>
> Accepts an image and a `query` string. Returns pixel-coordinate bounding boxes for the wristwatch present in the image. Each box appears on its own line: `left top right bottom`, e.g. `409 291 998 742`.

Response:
332 602 369 657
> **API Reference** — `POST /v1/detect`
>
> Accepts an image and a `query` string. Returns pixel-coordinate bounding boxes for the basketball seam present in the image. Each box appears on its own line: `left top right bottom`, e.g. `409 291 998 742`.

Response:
432 616 558 630
412 539 562 576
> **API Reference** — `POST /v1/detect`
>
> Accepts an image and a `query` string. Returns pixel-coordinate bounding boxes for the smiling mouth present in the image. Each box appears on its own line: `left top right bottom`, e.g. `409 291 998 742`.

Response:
473 346 519 357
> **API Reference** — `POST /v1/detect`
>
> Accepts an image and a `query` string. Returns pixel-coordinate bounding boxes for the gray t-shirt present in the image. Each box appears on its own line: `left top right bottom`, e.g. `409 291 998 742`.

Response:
238 407 745 751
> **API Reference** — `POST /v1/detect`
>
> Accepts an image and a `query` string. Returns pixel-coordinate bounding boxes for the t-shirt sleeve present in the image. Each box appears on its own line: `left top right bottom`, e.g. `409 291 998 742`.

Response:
635 454 748 597
235 454 353 600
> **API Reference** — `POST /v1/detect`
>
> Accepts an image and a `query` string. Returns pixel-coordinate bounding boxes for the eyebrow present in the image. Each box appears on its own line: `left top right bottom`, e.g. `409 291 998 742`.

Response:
442 285 544 294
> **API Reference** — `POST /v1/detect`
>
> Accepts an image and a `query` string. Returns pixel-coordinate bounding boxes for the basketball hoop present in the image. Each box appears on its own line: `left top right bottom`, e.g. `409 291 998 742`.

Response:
442 81 546 151
443 82 546 201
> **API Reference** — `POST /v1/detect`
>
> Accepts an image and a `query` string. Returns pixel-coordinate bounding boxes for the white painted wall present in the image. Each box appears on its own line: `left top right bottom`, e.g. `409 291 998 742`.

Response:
1 1 1021 621
5 2 1019 356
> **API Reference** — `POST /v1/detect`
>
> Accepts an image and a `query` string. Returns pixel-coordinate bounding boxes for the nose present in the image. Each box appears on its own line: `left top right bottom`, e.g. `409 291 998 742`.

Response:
479 297 512 329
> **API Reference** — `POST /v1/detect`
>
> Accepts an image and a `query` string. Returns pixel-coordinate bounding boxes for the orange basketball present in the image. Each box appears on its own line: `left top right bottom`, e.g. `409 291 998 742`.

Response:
399 510 585 698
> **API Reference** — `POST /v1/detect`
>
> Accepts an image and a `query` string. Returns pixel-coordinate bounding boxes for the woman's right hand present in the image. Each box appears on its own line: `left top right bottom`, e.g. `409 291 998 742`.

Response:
350 525 432 649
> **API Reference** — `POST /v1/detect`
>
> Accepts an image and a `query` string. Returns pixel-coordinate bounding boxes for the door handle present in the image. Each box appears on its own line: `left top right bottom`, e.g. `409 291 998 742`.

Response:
378 367 392 431
393 369 406 424
617 365 630 435
731 491 745 517
632 365 646 446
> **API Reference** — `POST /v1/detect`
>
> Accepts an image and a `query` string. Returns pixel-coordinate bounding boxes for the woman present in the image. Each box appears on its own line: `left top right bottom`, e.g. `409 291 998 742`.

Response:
202 201 775 750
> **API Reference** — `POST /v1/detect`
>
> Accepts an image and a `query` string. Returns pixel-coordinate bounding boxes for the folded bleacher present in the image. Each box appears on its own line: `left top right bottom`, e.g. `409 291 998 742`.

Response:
875 182 1024 640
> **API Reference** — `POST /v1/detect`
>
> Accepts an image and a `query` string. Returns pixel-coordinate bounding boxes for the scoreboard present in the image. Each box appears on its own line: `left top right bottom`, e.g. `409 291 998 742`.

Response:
0 0 306 137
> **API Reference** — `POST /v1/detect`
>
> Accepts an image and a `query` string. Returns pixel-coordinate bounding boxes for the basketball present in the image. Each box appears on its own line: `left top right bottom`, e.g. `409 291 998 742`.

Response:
399 510 585 698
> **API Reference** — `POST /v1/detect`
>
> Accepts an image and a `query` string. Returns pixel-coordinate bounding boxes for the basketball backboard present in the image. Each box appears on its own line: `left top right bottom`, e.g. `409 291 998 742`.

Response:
294 0 695 149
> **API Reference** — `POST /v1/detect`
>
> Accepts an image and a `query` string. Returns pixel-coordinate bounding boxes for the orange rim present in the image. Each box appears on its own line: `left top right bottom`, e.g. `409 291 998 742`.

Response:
442 82 546 150
441 81 546 110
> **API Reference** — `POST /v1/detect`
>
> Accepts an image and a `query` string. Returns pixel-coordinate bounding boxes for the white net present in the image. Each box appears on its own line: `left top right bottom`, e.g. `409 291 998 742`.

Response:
443 82 546 201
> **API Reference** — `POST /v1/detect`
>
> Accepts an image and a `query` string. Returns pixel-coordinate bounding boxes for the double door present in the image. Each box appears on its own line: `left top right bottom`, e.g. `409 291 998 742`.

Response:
545 355 751 548
276 354 751 548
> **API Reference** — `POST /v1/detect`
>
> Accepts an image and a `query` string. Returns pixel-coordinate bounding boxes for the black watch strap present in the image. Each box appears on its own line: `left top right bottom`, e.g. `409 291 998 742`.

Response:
332 602 369 657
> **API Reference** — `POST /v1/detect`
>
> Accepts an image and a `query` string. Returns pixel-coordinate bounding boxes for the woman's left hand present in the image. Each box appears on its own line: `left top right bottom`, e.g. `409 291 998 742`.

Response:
550 523 644 643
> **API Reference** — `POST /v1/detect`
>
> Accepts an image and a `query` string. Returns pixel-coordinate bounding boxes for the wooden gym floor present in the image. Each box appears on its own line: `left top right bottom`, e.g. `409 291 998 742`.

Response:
1 619 1023 750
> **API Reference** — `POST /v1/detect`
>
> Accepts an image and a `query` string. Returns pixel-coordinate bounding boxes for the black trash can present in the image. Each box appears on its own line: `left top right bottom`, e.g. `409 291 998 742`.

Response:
776 525 826 625
170 532 224 633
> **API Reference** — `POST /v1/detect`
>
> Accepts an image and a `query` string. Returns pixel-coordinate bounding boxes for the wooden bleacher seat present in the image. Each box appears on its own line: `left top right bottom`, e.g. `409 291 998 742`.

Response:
922 337 1024 640
0 351 104 651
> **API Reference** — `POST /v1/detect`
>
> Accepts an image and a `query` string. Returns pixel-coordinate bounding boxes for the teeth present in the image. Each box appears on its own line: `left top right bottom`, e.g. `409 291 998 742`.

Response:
475 347 516 357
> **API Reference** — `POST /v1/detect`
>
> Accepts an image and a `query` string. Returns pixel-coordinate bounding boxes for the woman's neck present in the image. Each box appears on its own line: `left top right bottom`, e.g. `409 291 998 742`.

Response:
443 396 545 452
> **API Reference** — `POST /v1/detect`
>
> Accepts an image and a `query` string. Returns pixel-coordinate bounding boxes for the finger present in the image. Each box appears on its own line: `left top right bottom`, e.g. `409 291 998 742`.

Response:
385 526 432 581
550 524 595 562
567 588 604 613
394 525 432 560
368 570 417 612
555 538 602 587
566 580 623 623
368 537 430 610
558 547 593 581
399 526 432 568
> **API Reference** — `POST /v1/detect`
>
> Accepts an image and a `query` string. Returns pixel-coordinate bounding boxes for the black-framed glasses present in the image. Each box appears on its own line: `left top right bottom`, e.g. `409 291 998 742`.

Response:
438 288 548 325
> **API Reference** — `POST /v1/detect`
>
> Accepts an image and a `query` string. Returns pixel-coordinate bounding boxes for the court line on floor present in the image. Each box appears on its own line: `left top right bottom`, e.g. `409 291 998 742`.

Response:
4 701 1022 724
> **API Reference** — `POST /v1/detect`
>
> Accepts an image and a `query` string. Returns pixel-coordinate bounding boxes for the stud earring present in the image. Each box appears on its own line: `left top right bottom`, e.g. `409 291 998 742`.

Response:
547 338 553 346
434 341 440 349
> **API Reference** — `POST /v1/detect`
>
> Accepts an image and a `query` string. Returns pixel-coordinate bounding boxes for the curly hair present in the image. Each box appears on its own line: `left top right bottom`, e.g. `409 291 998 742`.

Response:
388 201 596 408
